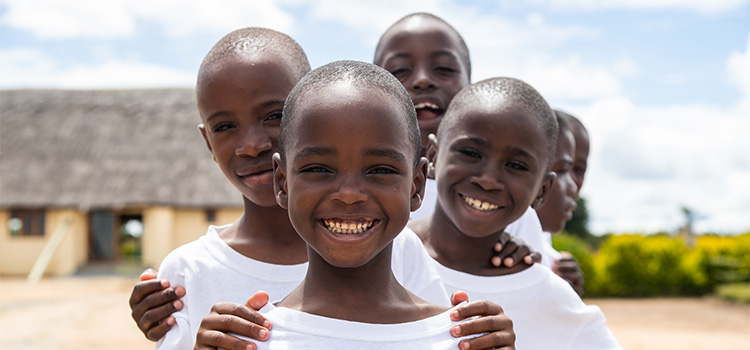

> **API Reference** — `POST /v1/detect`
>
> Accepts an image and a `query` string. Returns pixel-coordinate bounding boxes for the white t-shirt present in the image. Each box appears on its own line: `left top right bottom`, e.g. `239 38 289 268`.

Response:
252 303 469 349
412 179 557 268
433 262 621 350
541 231 563 268
155 225 449 350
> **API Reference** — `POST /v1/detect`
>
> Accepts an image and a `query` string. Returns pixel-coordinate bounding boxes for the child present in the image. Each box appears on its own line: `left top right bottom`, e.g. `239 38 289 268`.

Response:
373 12 542 268
133 28 515 350
256 59 469 348
536 113 578 237
409 77 621 349
559 110 590 191
535 111 585 295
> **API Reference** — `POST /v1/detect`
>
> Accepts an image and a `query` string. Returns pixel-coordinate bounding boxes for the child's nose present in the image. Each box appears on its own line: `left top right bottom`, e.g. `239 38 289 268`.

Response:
235 127 272 157
472 169 504 191
331 176 368 205
411 67 436 91
564 173 579 197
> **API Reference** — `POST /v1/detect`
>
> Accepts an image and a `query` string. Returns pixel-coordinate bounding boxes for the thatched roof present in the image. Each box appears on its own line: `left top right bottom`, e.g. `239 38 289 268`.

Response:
0 89 243 210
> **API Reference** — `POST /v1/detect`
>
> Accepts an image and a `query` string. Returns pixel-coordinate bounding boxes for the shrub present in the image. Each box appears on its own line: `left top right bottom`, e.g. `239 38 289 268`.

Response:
552 233 596 294
716 283 750 303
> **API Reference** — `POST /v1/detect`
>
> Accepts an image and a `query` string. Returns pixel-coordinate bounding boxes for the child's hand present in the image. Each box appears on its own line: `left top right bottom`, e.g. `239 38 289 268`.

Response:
449 292 515 350
128 268 185 341
490 232 541 268
194 291 272 350
553 252 584 297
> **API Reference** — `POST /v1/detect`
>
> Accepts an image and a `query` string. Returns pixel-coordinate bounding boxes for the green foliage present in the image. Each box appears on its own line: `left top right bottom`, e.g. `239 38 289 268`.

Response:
552 233 596 293
552 232 750 297
564 197 596 244
716 283 750 303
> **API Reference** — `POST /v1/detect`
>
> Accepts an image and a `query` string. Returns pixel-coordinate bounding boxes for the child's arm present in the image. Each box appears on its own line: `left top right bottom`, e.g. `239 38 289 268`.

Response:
553 252 584 296
449 292 516 349
490 232 541 268
194 292 271 350
128 269 185 341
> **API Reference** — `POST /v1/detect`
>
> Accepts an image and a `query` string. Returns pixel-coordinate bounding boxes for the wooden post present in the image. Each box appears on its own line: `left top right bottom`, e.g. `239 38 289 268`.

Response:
27 215 73 284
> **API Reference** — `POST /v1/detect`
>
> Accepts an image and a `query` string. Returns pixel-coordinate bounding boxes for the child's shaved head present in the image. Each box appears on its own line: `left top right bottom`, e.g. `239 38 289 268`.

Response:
198 27 310 87
280 60 421 164
439 77 559 167
374 12 471 80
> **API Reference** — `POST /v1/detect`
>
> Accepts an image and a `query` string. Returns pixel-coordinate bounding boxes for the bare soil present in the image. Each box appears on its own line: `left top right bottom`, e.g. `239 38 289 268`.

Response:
1 275 748 349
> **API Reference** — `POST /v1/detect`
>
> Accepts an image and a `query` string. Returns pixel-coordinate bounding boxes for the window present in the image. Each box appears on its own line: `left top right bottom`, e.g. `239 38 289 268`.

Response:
8 209 46 236
205 209 217 223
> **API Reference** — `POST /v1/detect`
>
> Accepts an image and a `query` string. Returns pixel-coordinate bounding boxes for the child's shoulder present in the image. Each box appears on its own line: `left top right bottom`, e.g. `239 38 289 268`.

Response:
157 225 224 273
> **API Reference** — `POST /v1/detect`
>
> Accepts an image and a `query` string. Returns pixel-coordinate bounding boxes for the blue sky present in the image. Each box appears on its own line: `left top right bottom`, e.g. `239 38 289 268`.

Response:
2 0 749 235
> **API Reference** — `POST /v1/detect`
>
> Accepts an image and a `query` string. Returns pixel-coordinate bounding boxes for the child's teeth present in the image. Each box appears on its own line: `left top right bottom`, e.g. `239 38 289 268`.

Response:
463 195 498 211
324 219 374 234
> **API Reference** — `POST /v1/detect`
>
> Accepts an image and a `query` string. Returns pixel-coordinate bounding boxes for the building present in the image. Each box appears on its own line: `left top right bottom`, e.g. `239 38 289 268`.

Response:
0 89 243 276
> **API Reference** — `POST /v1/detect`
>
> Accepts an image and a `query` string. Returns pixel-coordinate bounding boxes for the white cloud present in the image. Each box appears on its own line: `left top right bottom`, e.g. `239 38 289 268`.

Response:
0 48 194 89
0 0 136 38
580 99 750 234
0 0 294 39
727 36 750 109
532 0 749 14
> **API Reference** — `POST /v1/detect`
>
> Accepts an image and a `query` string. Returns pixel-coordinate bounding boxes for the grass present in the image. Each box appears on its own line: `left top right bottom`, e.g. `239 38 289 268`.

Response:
716 283 750 303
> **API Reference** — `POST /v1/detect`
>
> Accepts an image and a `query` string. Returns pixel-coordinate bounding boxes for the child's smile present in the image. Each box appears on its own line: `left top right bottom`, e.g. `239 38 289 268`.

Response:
275 80 423 268
459 193 500 212
321 218 379 235
197 56 298 207
374 16 470 156
433 103 550 239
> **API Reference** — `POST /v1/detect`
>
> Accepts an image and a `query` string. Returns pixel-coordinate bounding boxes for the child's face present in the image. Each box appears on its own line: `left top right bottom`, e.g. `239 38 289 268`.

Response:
431 103 552 238
570 125 589 192
375 19 470 156
197 56 299 207
274 83 426 268
536 128 578 233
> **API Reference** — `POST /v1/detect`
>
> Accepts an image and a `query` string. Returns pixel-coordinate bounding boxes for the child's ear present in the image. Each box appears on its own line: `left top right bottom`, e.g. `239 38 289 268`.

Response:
531 171 557 209
272 153 289 209
425 133 439 180
410 157 429 212
198 124 216 162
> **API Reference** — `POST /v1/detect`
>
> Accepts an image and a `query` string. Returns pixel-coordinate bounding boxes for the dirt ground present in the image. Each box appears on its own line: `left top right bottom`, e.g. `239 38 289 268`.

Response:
1 275 749 350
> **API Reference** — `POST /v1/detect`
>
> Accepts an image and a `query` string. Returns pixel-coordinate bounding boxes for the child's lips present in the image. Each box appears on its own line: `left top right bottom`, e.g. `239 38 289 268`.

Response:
238 169 273 186
318 218 381 241
414 101 444 129
459 193 502 213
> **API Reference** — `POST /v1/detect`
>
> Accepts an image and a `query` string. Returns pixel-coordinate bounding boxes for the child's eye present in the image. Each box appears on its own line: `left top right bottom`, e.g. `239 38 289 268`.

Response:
389 67 410 76
507 161 529 171
300 165 332 174
264 111 282 122
459 148 482 159
211 122 235 133
556 166 572 175
368 166 399 175
435 66 457 73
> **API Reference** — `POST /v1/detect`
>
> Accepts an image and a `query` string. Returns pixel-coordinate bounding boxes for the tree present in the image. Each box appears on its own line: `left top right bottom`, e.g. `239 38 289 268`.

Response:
564 197 597 245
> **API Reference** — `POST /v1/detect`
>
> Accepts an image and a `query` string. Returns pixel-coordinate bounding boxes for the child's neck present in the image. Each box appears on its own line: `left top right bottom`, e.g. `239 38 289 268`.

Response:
278 245 445 323
219 196 308 265
411 206 527 276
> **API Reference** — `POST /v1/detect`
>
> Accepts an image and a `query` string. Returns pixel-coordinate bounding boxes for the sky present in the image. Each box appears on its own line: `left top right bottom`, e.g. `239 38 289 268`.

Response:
1 0 749 235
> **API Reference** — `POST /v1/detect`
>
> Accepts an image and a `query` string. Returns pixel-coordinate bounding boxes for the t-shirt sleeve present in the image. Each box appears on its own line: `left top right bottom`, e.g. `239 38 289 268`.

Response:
545 270 621 350
568 304 622 350
154 250 193 350
392 229 451 306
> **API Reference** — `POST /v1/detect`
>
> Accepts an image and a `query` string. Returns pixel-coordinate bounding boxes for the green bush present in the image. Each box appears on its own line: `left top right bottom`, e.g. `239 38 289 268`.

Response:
552 233 596 294
716 283 750 303
546 232 750 297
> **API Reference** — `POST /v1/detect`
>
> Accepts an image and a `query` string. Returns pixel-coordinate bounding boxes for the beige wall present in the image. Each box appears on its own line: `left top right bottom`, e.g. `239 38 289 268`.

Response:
141 207 242 269
1 207 242 277
0 209 87 277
